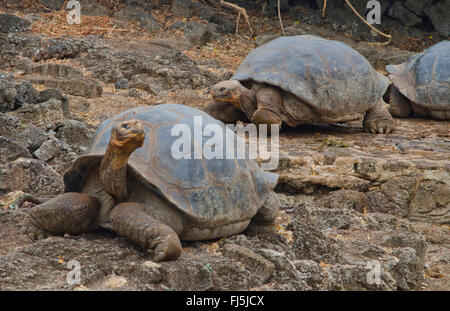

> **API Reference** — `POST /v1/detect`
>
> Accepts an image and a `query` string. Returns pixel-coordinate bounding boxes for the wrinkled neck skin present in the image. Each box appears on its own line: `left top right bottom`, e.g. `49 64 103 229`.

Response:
235 85 257 120
100 143 131 202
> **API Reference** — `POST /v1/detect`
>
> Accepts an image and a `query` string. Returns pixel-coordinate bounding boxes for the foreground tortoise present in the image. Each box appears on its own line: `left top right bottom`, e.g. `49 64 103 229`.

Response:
205 35 394 134
386 40 450 120
21 104 279 262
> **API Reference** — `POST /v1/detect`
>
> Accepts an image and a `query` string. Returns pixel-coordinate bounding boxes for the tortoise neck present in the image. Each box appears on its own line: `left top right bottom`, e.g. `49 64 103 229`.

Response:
100 143 131 202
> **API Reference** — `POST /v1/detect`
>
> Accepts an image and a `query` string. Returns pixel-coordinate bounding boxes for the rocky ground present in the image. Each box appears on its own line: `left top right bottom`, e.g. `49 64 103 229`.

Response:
0 1 449 291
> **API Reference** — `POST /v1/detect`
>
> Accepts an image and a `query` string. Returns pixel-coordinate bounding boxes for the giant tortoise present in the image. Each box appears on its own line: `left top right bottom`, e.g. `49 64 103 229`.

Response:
21 104 279 262
205 35 394 134
386 40 449 120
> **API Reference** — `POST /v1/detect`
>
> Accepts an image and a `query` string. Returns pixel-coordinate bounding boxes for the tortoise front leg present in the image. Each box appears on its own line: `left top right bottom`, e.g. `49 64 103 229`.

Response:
389 86 413 118
204 100 246 123
23 193 100 239
251 87 282 126
110 203 182 262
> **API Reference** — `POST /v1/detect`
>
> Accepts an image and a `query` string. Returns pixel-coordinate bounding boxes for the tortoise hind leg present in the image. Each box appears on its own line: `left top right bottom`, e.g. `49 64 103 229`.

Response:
110 203 182 262
246 191 280 235
23 193 100 239
389 86 413 118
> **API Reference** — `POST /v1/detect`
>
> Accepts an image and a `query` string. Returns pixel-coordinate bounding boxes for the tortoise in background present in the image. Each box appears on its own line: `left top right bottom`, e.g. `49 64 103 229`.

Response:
205 35 394 134
21 104 279 262
386 40 449 120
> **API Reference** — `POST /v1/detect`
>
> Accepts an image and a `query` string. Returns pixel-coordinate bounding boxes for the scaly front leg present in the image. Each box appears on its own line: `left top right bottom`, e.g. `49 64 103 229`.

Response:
110 203 182 262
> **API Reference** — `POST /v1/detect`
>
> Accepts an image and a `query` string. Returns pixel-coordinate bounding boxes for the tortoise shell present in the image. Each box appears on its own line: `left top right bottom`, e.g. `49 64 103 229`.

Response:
64 104 277 224
386 40 449 111
232 35 390 117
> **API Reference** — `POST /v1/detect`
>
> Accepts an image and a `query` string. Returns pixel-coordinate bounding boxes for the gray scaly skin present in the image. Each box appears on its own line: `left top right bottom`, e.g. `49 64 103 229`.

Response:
205 80 395 134
22 120 183 262
19 105 280 262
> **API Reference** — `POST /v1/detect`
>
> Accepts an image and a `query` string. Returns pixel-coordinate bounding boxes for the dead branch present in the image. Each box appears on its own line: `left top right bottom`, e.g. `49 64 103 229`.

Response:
278 0 286 36
322 0 392 43
344 0 391 39
212 0 253 35
322 0 327 17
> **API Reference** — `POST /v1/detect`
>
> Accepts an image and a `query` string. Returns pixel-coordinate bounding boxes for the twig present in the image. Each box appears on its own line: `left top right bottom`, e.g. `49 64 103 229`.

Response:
235 11 241 35
278 0 286 36
261 1 267 16
60 0 68 11
322 0 392 43
219 0 253 35
343 0 392 39
367 38 392 46
107 24 117 37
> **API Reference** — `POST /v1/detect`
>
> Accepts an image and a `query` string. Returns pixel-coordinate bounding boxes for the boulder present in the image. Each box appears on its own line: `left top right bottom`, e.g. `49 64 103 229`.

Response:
404 0 433 16
14 81 40 108
390 248 425 290
288 220 343 264
114 78 130 90
381 231 427 260
0 158 63 197
39 0 66 10
424 0 450 38
222 243 275 283
184 22 220 46
37 88 69 118
172 0 191 17
20 125 47 153
159 261 214 290
387 1 422 27
0 74 17 112
0 137 31 163
13 99 66 131
33 139 60 162
55 119 93 153
113 1 160 32
0 14 30 33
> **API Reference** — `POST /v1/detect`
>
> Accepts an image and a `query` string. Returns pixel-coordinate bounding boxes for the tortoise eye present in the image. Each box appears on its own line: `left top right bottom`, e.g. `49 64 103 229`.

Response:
122 123 129 129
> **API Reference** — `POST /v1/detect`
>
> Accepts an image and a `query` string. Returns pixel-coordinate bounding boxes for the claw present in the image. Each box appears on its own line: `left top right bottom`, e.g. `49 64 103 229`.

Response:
369 128 377 134
152 234 182 262
377 127 385 134
22 222 49 241
153 251 165 263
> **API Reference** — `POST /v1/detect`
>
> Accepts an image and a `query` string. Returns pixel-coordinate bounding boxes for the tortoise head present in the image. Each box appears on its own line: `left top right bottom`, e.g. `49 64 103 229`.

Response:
211 80 245 106
110 119 145 154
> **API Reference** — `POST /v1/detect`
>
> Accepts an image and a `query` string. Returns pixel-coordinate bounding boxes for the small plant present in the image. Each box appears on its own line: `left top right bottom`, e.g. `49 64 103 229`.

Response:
204 263 214 274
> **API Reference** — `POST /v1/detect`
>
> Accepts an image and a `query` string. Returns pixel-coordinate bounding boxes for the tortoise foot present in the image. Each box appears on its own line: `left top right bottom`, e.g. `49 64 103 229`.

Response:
22 220 50 240
363 101 395 134
251 108 282 126
245 222 276 235
111 203 182 262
